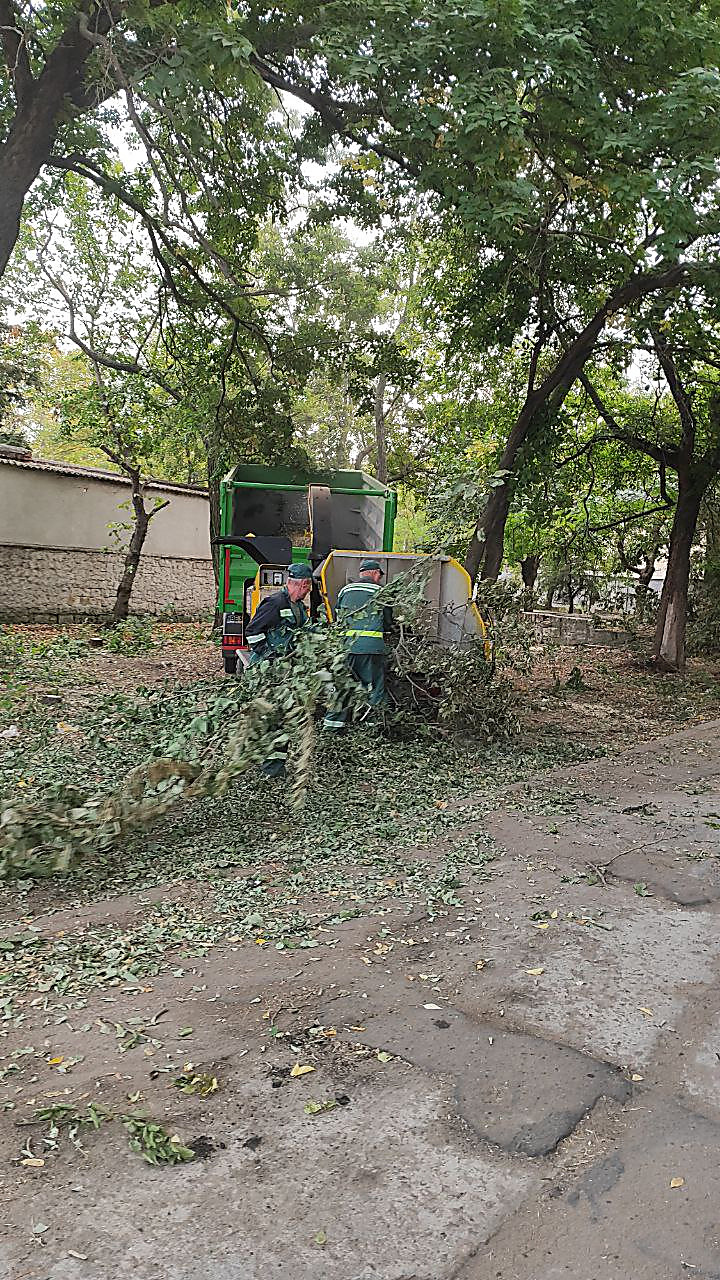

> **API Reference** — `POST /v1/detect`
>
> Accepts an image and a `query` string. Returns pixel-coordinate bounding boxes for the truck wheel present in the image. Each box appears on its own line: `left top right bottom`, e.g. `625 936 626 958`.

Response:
223 651 238 675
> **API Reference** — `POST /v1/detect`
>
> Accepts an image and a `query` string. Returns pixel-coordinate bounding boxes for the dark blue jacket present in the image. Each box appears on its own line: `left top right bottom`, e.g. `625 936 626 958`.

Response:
245 589 308 664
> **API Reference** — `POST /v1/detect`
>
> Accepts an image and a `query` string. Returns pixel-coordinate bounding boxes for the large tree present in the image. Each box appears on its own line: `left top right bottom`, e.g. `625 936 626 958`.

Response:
581 340 720 671
0 0 309 278
241 0 720 579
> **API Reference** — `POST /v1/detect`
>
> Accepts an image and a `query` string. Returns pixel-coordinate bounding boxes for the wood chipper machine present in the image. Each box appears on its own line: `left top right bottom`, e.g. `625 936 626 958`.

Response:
316 550 491 658
217 463 397 672
216 462 490 673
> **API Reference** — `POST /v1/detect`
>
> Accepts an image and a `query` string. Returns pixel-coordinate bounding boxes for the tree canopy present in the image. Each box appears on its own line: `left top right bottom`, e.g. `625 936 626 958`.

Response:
4 0 720 665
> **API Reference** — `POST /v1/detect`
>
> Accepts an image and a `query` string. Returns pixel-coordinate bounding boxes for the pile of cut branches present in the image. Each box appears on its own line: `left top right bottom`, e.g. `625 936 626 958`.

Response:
0 620 360 879
0 569 519 879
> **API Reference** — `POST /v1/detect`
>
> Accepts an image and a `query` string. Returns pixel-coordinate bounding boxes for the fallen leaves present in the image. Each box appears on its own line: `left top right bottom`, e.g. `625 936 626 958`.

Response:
526 967 544 976
669 1176 685 1189
173 1067 218 1097
304 1099 336 1116
290 1063 315 1078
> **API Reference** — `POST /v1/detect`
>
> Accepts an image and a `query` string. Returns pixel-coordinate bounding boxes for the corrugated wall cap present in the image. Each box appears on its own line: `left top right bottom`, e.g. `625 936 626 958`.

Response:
0 453 208 495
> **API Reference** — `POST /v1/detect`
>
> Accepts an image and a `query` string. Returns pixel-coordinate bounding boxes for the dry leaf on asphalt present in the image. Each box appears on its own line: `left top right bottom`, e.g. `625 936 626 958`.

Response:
669 1177 685 1189
526 967 544 976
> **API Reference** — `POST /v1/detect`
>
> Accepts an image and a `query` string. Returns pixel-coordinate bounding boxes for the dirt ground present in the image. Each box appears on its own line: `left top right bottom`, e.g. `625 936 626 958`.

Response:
2 631 720 1280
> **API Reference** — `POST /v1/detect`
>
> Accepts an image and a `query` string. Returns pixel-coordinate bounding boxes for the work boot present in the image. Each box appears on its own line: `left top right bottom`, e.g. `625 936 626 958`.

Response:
260 758 286 778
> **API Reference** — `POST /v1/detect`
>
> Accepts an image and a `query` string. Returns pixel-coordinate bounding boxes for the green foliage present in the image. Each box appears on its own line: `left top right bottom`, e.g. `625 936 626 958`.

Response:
392 639 517 743
122 1116 195 1166
31 1101 109 1134
688 583 720 655
0 570 522 879
103 618 158 655
172 1067 219 1097
0 619 365 878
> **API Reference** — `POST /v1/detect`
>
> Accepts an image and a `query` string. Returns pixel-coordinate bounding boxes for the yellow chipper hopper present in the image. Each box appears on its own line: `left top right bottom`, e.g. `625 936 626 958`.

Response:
317 551 492 659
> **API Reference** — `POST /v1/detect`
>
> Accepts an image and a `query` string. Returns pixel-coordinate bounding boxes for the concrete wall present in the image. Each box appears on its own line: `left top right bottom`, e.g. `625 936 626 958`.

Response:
526 610 633 648
0 466 211 559
0 545 216 622
0 461 215 622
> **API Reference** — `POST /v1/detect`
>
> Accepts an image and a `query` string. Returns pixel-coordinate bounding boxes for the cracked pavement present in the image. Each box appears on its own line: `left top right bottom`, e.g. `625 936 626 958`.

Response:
2 719 720 1279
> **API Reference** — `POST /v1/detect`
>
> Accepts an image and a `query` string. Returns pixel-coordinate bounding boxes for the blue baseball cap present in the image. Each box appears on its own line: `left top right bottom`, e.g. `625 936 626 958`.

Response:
287 562 313 581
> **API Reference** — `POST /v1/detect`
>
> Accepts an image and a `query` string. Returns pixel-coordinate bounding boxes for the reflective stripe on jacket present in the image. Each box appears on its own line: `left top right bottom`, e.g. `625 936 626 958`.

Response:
245 588 308 664
337 580 390 655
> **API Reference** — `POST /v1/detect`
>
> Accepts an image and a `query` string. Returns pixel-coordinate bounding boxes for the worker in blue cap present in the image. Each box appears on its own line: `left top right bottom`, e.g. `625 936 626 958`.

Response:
246 561 313 776
323 557 392 731
245 561 313 667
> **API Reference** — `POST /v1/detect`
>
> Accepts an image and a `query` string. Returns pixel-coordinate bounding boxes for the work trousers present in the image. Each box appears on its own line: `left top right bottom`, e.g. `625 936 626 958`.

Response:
322 653 387 731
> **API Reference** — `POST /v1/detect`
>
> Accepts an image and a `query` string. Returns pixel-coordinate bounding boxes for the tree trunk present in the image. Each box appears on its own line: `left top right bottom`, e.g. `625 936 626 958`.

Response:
703 505 720 589
109 480 151 625
545 583 556 609
0 18 94 276
634 555 656 622
520 553 540 593
653 477 703 672
374 372 388 484
466 475 513 582
204 433 223 591
464 262 689 585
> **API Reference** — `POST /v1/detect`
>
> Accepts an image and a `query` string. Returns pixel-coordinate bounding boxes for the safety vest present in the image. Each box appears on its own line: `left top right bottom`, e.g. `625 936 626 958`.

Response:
337 580 387 655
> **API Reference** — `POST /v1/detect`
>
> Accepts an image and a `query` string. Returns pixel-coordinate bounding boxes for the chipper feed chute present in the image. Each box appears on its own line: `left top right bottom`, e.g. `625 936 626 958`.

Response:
318 551 491 658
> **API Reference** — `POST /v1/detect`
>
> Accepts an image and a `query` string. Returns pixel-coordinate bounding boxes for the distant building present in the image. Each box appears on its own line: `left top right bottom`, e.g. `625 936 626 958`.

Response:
0 445 215 622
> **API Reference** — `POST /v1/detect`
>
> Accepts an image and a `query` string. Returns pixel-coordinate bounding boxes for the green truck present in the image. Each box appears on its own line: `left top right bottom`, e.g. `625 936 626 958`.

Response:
217 462 397 673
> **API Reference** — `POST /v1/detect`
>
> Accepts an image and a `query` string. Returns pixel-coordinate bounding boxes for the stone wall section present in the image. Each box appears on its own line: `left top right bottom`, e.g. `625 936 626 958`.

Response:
0 544 216 622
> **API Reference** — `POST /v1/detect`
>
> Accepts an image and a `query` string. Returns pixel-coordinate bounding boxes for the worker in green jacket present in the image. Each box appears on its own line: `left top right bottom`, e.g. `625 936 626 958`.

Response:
245 561 313 775
323 557 392 731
